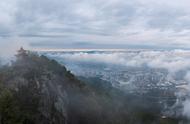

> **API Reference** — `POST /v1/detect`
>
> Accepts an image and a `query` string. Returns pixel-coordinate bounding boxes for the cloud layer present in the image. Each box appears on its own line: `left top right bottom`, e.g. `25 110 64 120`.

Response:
46 50 190 118
1 0 190 48
49 50 190 73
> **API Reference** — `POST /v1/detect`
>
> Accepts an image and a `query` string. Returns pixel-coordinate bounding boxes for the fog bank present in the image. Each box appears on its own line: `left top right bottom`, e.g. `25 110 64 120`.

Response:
0 40 30 65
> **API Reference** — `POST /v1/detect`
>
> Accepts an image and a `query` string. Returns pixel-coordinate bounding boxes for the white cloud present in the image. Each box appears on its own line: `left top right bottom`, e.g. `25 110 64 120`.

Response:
1 0 190 48
180 72 190 118
47 50 190 73
183 99 190 118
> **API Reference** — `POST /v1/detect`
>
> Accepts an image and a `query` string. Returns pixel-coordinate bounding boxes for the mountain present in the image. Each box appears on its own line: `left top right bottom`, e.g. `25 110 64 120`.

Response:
0 48 186 124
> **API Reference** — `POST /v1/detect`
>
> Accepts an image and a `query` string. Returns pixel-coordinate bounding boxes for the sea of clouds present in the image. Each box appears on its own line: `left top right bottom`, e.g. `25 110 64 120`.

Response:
45 49 190 118
47 50 190 73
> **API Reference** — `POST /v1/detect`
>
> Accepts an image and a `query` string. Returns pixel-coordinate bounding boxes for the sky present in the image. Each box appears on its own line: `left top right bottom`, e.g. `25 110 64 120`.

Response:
1 0 190 49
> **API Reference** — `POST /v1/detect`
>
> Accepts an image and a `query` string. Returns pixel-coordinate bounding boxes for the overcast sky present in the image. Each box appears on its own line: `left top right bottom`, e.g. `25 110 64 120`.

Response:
1 0 190 49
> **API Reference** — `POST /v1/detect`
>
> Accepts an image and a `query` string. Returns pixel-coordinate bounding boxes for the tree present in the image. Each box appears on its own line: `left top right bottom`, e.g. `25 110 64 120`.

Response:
0 88 23 124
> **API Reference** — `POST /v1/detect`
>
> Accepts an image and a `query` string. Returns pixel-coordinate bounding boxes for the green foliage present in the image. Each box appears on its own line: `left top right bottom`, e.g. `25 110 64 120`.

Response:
160 117 180 124
0 89 24 124
0 79 40 124
0 51 67 124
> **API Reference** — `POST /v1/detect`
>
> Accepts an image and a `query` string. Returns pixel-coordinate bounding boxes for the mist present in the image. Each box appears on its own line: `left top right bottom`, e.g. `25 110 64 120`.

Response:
45 50 190 119
0 40 30 65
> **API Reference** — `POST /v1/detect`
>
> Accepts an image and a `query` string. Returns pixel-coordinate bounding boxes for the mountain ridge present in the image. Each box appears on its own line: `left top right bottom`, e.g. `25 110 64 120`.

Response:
0 49 184 124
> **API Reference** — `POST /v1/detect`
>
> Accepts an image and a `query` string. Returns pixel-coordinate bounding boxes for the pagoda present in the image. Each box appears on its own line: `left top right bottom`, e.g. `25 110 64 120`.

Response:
16 47 27 58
